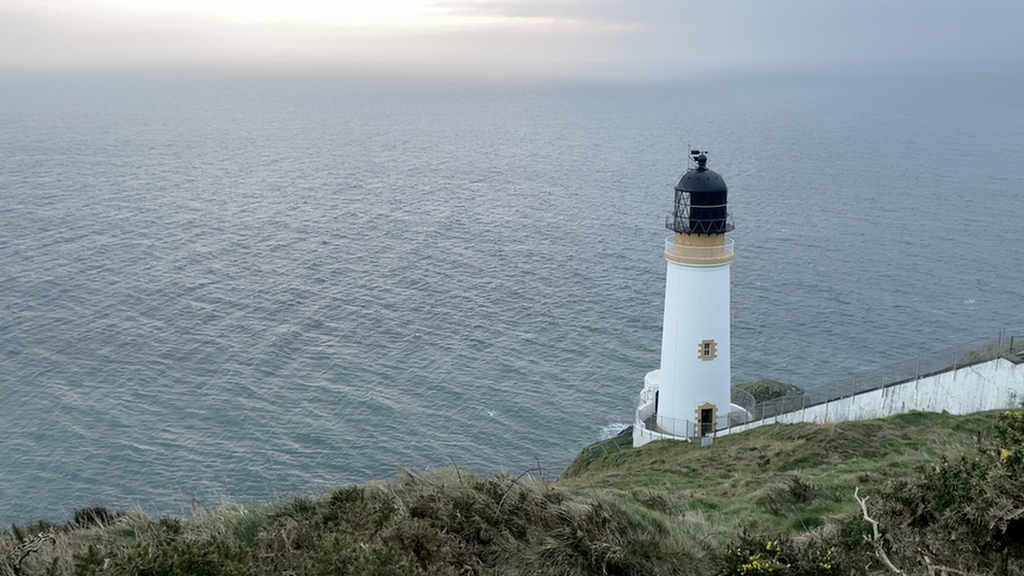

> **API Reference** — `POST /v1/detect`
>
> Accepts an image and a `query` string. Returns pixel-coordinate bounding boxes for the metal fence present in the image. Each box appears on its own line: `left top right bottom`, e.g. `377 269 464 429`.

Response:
728 327 1024 428
635 327 1024 442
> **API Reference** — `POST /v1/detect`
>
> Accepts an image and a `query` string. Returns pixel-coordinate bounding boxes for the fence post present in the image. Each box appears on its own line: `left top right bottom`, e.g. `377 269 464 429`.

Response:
952 344 958 378
824 391 830 424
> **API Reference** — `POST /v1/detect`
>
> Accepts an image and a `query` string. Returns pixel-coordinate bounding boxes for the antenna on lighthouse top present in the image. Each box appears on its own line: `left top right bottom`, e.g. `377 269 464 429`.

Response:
687 149 709 170
689 150 708 169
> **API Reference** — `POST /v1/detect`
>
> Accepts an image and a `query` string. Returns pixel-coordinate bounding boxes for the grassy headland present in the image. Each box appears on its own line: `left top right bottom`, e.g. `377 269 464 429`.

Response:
4 409 1022 576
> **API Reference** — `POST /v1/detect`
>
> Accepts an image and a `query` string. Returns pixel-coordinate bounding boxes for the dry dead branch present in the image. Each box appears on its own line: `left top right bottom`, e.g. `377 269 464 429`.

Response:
5 532 55 576
855 487 904 575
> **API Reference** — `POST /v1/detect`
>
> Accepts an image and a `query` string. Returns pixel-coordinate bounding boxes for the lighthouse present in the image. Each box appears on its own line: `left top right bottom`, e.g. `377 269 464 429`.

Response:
634 151 735 446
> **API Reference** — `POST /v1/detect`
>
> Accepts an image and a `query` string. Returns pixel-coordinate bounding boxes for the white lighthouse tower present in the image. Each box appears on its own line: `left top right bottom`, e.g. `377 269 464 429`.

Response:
634 151 735 446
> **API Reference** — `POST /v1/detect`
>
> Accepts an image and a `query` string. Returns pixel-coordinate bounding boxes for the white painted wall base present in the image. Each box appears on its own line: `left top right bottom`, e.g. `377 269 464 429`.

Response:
720 356 1024 437
634 356 1024 446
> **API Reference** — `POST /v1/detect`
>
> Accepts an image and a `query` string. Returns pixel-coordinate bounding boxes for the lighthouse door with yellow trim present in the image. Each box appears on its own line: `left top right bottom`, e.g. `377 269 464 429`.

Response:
697 402 717 437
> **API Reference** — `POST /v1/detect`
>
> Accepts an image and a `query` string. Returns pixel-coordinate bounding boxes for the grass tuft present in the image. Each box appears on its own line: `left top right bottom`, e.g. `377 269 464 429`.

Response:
1 410 1017 575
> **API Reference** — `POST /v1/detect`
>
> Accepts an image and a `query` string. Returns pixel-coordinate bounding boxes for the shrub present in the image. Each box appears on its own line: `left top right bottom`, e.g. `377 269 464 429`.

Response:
758 477 845 516
715 533 844 576
862 408 1024 574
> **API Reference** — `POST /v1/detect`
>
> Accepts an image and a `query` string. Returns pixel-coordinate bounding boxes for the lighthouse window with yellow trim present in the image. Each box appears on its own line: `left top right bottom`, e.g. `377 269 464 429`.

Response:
698 339 718 361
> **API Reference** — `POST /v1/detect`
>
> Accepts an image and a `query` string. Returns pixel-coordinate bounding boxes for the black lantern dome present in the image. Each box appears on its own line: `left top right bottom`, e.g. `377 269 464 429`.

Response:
667 152 734 235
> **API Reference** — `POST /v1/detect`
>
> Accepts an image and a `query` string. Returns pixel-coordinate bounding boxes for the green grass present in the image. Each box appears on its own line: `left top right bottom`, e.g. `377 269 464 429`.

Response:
559 410 997 535
0 410 1009 576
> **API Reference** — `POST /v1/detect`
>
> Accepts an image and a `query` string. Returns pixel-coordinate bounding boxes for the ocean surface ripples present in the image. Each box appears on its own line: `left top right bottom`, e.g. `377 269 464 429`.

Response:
1 70 1022 525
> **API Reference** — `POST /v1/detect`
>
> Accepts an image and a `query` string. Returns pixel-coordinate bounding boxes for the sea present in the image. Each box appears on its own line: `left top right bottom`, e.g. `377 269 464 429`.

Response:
1 66 1023 526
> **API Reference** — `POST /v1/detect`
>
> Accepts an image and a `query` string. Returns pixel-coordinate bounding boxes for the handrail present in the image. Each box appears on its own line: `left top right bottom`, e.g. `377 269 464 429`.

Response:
634 327 1024 441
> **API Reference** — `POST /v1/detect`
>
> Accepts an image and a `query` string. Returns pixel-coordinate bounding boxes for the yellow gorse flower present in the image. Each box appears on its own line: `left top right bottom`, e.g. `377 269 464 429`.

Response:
818 546 835 569
736 545 788 575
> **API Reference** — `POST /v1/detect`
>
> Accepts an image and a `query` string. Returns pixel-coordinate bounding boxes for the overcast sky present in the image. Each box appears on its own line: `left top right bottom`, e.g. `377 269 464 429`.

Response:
1 0 1022 76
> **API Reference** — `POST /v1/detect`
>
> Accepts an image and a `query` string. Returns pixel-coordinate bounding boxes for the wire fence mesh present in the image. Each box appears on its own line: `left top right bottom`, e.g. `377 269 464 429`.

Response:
636 327 1024 440
731 327 1024 429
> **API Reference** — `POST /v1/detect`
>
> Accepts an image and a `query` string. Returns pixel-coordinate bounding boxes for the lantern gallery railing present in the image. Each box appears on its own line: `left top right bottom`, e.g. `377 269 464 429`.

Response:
665 212 735 235
663 237 735 262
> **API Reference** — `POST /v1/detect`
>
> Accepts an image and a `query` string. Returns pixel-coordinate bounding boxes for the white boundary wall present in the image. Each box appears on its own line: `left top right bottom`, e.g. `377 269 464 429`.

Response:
720 356 1024 437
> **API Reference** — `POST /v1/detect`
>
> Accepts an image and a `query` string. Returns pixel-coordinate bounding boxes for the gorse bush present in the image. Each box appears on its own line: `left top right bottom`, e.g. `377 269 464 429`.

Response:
758 477 845 516
714 533 842 576
866 408 1024 575
716 535 790 576
72 508 123 530
992 409 1024 475
4 410 1022 576
13 469 691 576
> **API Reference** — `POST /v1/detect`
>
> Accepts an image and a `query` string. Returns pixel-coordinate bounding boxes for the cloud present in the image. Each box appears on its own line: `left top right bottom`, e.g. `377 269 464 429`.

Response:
1 0 1021 75
430 0 1024 66
0 1 655 70
431 0 663 26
